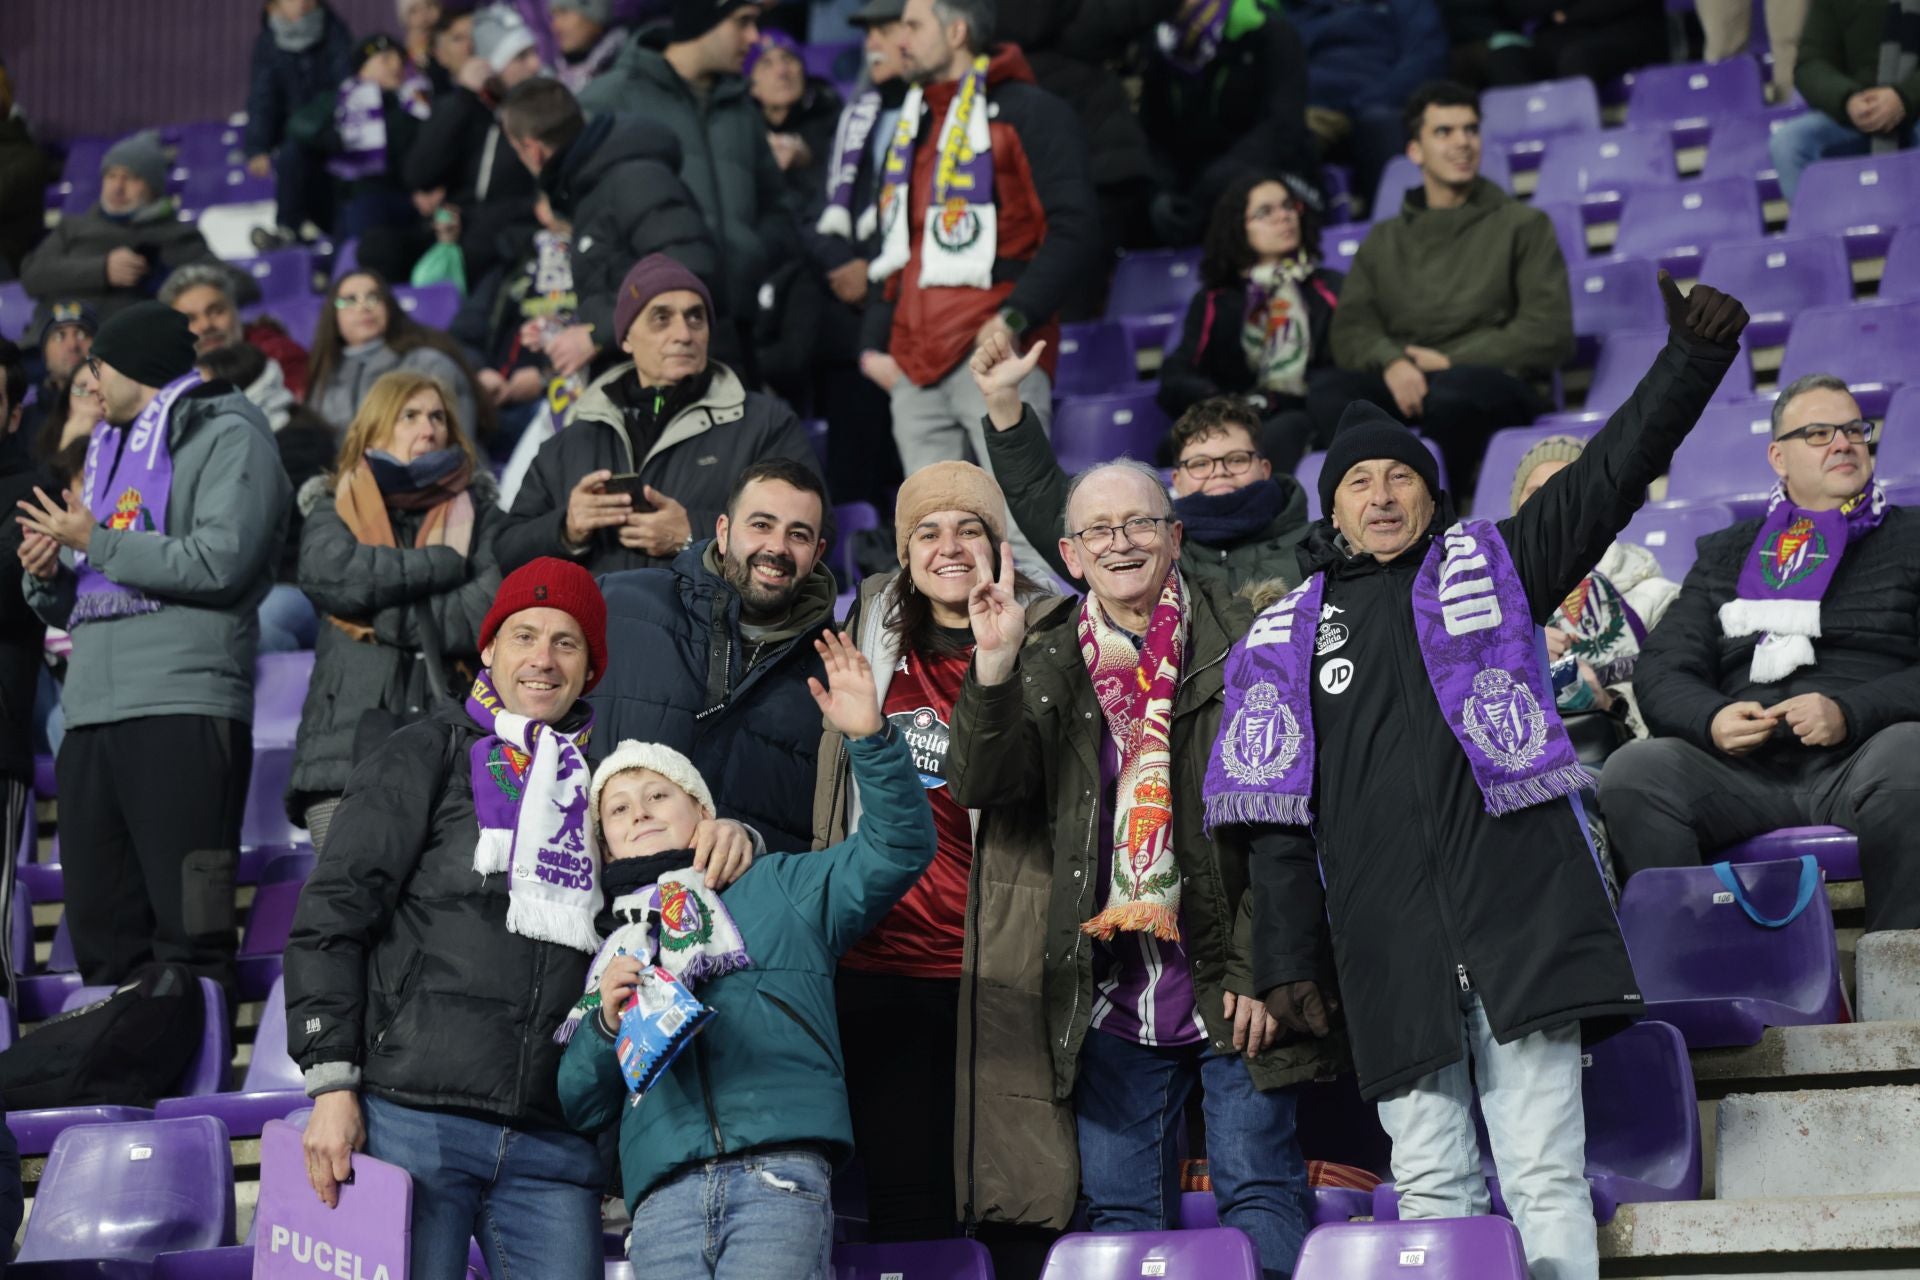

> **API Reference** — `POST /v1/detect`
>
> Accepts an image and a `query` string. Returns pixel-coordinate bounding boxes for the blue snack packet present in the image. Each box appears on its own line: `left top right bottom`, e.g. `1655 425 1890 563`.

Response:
614 965 715 1096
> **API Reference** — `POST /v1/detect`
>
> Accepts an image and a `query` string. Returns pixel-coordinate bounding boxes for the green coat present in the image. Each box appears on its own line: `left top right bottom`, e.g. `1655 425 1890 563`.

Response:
946 579 1347 1098
1795 0 1920 128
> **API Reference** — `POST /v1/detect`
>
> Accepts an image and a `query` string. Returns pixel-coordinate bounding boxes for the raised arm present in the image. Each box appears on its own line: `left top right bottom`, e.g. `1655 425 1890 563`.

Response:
974 332 1074 582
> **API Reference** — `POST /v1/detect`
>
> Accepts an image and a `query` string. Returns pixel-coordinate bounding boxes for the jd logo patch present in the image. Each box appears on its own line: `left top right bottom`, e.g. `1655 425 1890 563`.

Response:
1319 657 1354 695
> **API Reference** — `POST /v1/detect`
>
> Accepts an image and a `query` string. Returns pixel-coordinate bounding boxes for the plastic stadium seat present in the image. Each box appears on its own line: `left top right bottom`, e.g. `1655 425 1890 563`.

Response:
1627 59 1765 149
1055 321 1138 398
1619 858 1850 1048
1532 200 1590 263
1105 250 1204 353
1719 826 1861 880
1052 390 1171 475
801 40 862 88
1613 178 1763 277
1696 234 1852 348
237 247 313 302
1479 423 1606 517
177 165 274 212
8 873 29 979
1482 78 1602 167
1876 224 1920 302
1662 400 1781 509
1533 128 1677 223
234 850 312 999
1619 501 1736 580
832 1239 993 1279
329 236 361 281
153 1246 254 1278
1569 256 1665 349
1788 149 1920 258
1699 110 1788 204
0 281 31 343
243 746 302 850
158 978 308 1137
15 1116 235 1263
831 502 881 587
1585 328 1752 418
254 651 313 750
1374 149 1513 216
1322 164 1356 224
1041 1228 1258 1280
1318 221 1369 274
256 291 327 348
1879 386 1920 482
1294 1217 1528 1279
1178 1186 1376 1230
1777 299 1920 417
393 282 461 330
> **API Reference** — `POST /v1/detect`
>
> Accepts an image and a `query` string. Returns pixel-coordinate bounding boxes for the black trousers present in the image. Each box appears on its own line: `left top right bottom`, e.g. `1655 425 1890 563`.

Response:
1600 722 1920 932
57 715 249 993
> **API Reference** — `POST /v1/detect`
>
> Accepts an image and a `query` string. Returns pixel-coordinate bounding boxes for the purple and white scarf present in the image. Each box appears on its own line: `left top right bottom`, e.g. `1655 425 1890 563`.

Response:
467 670 600 953
816 89 884 241
871 55 995 289
328 69 432 182
1719 479 1887 683
1156 0 1228 75
1204 520 1591 829
72 372 203 626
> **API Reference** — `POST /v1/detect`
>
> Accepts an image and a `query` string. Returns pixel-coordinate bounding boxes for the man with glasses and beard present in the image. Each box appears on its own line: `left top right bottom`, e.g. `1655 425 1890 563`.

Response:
592 456 837 852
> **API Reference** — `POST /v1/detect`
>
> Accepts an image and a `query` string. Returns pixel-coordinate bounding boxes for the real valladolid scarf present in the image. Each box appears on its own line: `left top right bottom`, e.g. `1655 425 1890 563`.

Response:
467 670 600 953
816 90 884 241
871 55 996 289
1081 570 1187 942
1205 520 1590 828
73 371 204 626
1719 479 1886 682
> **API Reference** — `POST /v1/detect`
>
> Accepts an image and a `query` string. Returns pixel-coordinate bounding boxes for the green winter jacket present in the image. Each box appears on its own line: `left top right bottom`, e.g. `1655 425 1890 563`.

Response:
1796 0 1920 128
556 730 937 1208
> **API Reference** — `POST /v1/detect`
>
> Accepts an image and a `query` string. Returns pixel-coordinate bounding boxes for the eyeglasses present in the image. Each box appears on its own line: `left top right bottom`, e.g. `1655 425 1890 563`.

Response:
1070 515 1170 554
333 292 383 311
1775 419 1876 447
69 379 95 399
1178 449 1258 480
1246 200 1298 224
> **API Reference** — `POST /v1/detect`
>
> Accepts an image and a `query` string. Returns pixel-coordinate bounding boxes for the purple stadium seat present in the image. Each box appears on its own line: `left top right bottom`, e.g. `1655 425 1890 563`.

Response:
1041 1228 1258 1280
0 997 13 1051
1618 858 1849 1048
32 751 55 798
236 851 312 999
1318 221 1370 275
1533 128 1677 223
1481 78 1602 168
178 166 273 213
801 40 862 87
1877 224 1920 302
1322 164 1356 224
153 1246 254 1278
1294 1217 1528 1280
253 1119 409 1277
1719 826 1861 880
256 291 328 349
1696 234 1851 348
1662 400 1780 509
1569 256 1665 354
1627 59 1765 150
238 248 314 303
158 978 306 1137
1788 149 1920 259
1179 1186 1376 1230
1618 500 1736 580
0 280 31 343
803 417 829 469
1613 178 1763 277
1700 110 1788 204
329 237 361 281
243 746 302 850
57 977 229 1096
1479 423 1607 517
1105 249 1203 353
47 909 75 973
1878 385 1920 482
9 874 29 978
1374 149 1513 216
1052 390 1171 475
831 1239 993 1280
1055 321 1137 398
1777 299 1920 418
1585 328 1752 418
15 1116 236 1263
1532 200 1590 263
1297 438 1448 520
831 502 881 587
393 282 462 330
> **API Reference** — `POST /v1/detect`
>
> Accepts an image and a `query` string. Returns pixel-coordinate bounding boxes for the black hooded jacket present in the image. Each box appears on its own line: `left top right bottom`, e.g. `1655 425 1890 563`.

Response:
1241 324 1738 1098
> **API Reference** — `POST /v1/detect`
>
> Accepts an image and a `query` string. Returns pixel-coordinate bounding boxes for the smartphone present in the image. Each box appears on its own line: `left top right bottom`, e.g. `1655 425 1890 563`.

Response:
602 473 657 512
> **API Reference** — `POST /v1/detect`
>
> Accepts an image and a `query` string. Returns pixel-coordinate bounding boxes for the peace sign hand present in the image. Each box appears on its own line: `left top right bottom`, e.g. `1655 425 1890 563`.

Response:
968 542 1026 687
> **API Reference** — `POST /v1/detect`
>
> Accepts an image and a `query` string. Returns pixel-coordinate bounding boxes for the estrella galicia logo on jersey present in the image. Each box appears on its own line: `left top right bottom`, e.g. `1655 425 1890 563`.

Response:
889 705 951 789
1315 622 1348 656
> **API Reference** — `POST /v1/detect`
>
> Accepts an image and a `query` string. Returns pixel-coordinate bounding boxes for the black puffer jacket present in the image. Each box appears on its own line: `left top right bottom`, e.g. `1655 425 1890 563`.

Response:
1243 326 1738 1099
402 85 540 285
285 700 594 1125
1631 506 1920 756
1157 272 1344 419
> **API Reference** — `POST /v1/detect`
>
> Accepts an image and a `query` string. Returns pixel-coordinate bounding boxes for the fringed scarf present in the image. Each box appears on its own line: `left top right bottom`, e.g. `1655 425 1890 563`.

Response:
816 89 884 241
1204 520 1590 830
871 55 996 289
1719 479 1887 683
329 447 476 642
1080 570 1187 942
72 372 203 626
329 68 432 181
1244 260 1316 398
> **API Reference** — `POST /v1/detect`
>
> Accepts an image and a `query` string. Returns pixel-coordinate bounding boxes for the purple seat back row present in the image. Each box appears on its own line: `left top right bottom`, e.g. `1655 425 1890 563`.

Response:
16 1115 236 1263
1295 1216 1529 1279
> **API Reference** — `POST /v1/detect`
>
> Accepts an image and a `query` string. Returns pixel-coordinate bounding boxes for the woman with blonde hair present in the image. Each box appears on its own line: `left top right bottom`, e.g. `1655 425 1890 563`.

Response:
288 368 503 846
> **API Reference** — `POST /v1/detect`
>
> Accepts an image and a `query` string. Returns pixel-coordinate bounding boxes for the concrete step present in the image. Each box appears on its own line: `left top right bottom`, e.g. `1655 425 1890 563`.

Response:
1598 1192 1920 1276
1857 931 1920 1022
1692 1021 1920 1097
1717 1085 1920 1199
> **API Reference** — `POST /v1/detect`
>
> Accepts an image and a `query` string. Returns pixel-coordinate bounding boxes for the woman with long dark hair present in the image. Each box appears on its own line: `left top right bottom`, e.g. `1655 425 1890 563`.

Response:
32 361 103 462
1157 173 1344 472
304 267 490 442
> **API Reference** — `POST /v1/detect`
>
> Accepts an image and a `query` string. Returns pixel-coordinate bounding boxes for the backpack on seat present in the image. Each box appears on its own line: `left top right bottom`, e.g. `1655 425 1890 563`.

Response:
0 962 205 1109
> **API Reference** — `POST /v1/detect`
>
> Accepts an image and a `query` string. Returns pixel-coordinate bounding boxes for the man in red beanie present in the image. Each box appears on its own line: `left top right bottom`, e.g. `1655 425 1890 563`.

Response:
286 555 757 1279
497 252 822 576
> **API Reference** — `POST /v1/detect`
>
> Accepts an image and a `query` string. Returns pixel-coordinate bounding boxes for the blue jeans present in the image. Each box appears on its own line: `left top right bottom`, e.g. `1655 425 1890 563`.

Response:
1074 1029 1314 1280
628 1148 835 1280
361 1095 603 1280
1769 110 1920 200
257 583 318 653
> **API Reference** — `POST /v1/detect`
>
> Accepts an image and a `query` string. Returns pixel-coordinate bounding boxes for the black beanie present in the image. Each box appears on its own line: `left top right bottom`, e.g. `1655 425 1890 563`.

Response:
1319 401 1442 517
673 0 755 43
91 301 198 391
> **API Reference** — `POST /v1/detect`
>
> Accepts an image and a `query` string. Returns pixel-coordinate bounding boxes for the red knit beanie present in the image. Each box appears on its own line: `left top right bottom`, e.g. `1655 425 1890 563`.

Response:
479 558 609 691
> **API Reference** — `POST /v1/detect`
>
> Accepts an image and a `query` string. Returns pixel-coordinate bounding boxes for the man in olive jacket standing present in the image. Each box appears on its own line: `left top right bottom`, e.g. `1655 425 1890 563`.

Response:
947 344 1343 1280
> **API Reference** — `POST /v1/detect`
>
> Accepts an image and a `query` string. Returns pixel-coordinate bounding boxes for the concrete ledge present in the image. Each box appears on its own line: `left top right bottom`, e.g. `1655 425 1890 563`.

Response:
1598 1193 1920 1260
1858 931 1920 1022
1717 1086 1920 1199
1691 1021 1920 1093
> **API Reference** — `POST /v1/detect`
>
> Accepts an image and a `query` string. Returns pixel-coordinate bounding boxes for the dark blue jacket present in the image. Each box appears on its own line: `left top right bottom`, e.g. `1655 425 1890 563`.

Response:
590 542 838 852
1287 0 1448 114
245 4 356 158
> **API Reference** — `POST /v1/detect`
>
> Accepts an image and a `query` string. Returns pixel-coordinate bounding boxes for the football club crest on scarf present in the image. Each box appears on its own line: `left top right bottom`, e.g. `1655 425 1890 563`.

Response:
1220 681 1303 785
868 55 998 288
1761 516 1829 589
1721 479 1887 681
1462 668 1547 771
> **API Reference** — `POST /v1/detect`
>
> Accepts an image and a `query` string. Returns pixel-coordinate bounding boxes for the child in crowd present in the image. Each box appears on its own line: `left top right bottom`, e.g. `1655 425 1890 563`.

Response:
326 34 433 241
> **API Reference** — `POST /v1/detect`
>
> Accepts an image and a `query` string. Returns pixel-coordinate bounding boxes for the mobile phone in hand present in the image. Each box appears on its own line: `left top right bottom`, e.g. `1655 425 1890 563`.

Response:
603 473 657 512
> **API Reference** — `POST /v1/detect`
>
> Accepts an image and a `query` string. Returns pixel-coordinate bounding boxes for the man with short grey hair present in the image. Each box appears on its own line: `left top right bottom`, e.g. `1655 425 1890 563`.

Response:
159 263 311 402
1604 371 1920 932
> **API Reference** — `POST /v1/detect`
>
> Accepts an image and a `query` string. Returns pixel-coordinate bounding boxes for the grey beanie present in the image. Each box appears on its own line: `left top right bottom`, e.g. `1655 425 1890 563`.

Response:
551 0 614 22
1508 435 1586 516
101 129 169 196
473 4 540 72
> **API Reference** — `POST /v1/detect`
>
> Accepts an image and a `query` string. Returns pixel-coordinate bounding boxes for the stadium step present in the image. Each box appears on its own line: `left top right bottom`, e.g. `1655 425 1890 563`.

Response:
1597 1191 1920 1276
1856 931 1920 1022
1716 1086 1920 1199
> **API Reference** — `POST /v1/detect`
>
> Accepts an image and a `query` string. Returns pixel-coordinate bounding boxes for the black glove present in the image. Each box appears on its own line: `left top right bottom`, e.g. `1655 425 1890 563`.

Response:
1262 980 1337 1039
1660 269 1748 347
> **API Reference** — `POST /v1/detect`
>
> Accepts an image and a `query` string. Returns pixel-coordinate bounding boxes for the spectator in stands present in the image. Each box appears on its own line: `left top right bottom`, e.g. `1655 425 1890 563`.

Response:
1484 0 1666 89
551 0 629 93
289 369 502 849
18 302 290 994
159 263 312 401
0 59 53 279
1221 278 1745 1280
18 300 95 450
197 329 297 437
400 0 442 68
1770 0 1920 199
324 34 436 243
1323 81 1572 501
1698 0 1805 103
1138 0 1320 249
1289 0 1449 217
815 462 1065 1274
31 357 102 463
427 8 477 94
499 78 722 378
498 255 816 575
245 0 355 251
304 268 485 441
861 0 1100 580
0 340 45 882
288 556 760 1277
19 130 220 328
750 30 844 199
1159 173 1343 472
577 0 799 354
1603 373 1920 932
561 641 935 1280
594 457 836 852
952 352 1338 1280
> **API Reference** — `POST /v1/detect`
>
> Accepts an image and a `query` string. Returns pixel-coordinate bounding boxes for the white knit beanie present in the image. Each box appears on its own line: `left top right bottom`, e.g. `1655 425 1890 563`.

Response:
589 741 716 847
